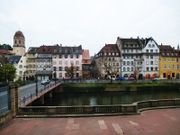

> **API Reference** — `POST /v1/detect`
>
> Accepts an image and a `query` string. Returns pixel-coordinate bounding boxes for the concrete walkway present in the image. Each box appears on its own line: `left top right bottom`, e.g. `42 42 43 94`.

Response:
0 108 180 135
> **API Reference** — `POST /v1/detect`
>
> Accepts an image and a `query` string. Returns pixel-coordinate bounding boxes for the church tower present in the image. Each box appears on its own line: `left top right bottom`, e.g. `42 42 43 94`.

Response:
13 31 26 56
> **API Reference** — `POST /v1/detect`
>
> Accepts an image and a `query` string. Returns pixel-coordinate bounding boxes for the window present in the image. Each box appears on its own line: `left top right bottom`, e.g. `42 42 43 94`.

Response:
146 49 149 53
150 49 153 53
155 67 158 71
65 66 68 70
76 61 79 65
59 55 62 58
131 67 134 71
65 61 68 65
150 61 153 65
151 67 153 71
19 71 22 75
59 67 62 71
148 44 151 47
146 67 149 71
123 67 126 71
70 54 73 58
150 55 153 59
59 73 62 78
19 65 22 68
64 55 68 58
76 55 79 58
131 61 134 65
127 61 130 65
123 61 126 65
53 67 56 71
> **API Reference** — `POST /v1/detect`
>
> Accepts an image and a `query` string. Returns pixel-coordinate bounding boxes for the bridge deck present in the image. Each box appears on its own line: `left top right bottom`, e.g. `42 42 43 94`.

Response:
19 82 61 107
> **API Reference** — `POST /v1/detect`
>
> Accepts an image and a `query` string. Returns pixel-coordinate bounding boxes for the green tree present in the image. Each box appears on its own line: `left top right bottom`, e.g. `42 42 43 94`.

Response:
0 64 16 83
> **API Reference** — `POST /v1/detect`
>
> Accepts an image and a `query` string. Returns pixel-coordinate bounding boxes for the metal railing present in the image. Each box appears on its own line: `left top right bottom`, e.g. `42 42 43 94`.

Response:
0 86 9 115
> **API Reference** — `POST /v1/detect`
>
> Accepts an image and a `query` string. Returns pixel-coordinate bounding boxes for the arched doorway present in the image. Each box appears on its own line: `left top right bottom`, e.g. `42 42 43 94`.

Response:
145 74 150 79
124 74 128 79
152 73 157 78
176 73 180 79
138 74 143 80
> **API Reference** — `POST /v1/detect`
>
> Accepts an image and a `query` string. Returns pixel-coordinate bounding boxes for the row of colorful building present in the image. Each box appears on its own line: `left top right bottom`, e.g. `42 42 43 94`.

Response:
96 37 180 79
0 31 180 81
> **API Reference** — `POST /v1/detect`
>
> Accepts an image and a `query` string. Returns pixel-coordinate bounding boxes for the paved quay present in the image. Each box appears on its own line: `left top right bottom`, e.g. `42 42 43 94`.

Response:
0 108 180 135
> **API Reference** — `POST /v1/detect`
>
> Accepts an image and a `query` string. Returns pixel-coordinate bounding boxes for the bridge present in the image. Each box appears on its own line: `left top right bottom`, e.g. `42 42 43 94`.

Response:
18 81 61 107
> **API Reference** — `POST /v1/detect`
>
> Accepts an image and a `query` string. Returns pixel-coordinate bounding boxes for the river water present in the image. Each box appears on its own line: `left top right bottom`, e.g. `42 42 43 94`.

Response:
40 89 180 106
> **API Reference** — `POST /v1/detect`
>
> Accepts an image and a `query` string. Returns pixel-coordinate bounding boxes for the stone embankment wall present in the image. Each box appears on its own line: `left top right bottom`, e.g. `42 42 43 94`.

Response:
18 98 180 117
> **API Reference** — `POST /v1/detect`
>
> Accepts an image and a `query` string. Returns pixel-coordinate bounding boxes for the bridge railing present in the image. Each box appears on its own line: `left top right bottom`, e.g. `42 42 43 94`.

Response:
18 98 180 116
18 104 137 115
19 82 61 107
0 86 10 116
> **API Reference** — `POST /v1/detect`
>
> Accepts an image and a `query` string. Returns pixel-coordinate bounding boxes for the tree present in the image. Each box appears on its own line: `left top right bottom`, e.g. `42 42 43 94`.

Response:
0 64 16 83
65 64 76 79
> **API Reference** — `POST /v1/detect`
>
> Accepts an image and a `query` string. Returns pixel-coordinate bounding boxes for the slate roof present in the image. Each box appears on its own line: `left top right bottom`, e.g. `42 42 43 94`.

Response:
37 45 55 54
8 55 21 64
159 45 179 57
27 47 38 54
61 45 82 54
117 37 158 49
97 44 121 56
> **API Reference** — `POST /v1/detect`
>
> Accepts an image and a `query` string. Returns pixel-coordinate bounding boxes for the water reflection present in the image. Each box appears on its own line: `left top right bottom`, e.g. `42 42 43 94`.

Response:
90 96 97 106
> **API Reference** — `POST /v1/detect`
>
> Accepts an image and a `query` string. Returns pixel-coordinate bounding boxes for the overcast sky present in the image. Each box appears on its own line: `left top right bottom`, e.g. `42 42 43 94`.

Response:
0 0 180 55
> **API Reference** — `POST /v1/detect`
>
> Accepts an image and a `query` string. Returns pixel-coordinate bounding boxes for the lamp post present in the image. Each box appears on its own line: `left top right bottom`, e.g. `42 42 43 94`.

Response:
35 74 38 96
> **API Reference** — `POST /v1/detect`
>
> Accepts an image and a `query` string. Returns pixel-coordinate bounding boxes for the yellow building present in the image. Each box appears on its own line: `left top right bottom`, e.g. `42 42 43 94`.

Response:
159 45 180 79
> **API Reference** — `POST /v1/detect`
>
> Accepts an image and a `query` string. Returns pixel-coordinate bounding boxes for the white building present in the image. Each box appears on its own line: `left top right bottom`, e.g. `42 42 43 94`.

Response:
116 37 159 79
8 55 27 81
52 45 82 79
142 38 159 79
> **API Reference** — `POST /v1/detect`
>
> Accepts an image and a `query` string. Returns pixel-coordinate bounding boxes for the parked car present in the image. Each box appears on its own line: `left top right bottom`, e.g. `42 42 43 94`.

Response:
116 77 125 81
41 79 50 85
128 77 135 81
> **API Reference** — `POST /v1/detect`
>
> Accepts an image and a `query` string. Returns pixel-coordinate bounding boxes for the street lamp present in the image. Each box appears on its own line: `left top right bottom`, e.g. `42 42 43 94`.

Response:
35 74 38 96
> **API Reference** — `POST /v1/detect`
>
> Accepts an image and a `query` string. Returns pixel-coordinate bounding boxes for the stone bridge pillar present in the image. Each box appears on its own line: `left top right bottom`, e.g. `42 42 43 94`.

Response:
40 95 44 105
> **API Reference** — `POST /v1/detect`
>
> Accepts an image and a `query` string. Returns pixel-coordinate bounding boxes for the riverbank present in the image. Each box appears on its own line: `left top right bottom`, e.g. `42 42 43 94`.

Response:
61 82 180 92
